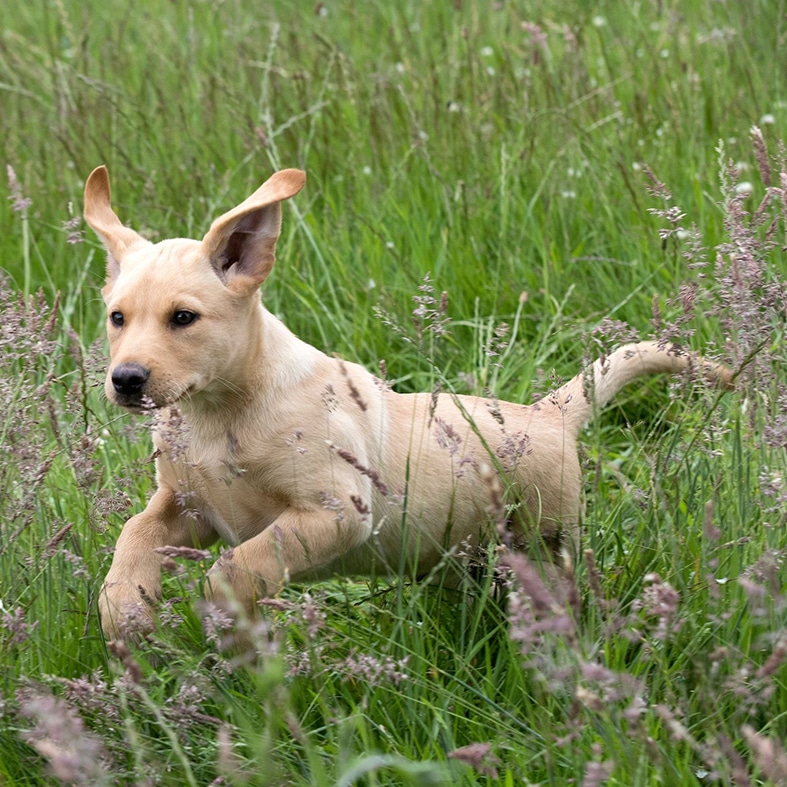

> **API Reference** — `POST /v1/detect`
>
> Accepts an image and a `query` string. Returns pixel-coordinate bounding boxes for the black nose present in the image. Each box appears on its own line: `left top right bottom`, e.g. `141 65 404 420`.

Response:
111 363 150 396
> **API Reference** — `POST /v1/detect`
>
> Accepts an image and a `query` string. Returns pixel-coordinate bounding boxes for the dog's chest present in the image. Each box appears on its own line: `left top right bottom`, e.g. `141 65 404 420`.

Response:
158 432 286 544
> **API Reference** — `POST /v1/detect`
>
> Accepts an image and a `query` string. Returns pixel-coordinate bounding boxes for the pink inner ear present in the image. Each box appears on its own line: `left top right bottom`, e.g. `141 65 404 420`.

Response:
207 202 281 286
106 252 122 285
201 168 305 286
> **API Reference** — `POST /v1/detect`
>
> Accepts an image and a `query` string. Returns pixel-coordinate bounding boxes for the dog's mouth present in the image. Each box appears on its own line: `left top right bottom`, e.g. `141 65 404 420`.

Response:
114 396 151 412
111 391 157 412
111 384 196 412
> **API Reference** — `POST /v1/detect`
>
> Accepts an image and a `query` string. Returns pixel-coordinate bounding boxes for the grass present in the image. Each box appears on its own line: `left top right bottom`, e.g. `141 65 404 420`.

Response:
1 0 786 783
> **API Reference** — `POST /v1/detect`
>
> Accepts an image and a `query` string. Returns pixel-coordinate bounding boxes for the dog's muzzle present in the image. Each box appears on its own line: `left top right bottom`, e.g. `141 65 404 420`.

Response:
111 362 150 400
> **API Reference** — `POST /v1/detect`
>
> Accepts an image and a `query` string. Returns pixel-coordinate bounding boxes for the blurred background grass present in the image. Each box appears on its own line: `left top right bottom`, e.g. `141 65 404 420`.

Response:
3 1 783 355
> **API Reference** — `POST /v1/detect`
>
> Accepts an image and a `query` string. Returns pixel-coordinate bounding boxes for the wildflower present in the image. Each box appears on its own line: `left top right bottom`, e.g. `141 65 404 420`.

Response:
107 639 144 684
486 394 504 425
433 416 463 456
19 687 111 785
479 463 506 533
495 430 532 472
448 742 499 778
703 499 721 541
63 550 90 580
151 404 190 463
57 672 122 726
750 125 771 185
7 165 31 213
411 274 450 340
321 384 338 412
654 704 698 747
216 723 247 781
300 594 326 639
641 574 682 640
562 24 578 49
258 597 295 612
642 165 672 200
457 371 477 391
339 650 409 686
504 552 576 649
154 545 212 561
584 549 605 606
742 725 787 783
165 675 220 728
582 745 615 787
339 360 368 411
319 492 346 523
350 493 371 517
756 635 787 680
41 522 74 559
0 603 38 646
591 319 641 359
327 441 389 496
159 597 185 628
483 322 510 370
200 601 236 645
717 734 754 786
287 429 308 455
580 659 645 705
62 215 84 244
521 21 547 47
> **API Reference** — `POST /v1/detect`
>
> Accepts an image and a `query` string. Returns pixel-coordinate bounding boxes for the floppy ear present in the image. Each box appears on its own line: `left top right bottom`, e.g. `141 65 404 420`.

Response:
201 169 306 289
84 166 149 284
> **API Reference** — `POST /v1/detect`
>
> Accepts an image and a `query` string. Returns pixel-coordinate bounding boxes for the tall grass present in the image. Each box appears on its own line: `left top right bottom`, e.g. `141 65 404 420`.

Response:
1 0 786 784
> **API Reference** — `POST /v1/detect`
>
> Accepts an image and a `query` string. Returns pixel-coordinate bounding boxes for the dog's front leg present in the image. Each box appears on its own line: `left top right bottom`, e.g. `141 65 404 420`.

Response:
205 506 371 618
100 485 216 638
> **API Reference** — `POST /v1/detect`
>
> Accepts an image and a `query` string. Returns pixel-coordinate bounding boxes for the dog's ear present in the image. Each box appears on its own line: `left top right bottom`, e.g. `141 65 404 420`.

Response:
201 169 306 289
84 166 149 284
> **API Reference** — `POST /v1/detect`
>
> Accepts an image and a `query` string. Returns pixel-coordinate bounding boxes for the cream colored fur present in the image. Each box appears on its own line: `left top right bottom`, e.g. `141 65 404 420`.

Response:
84 166 732 638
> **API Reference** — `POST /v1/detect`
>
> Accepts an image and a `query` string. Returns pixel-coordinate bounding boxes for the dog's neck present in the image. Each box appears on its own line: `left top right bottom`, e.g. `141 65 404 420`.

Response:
177 301 324 423
254 303 325 391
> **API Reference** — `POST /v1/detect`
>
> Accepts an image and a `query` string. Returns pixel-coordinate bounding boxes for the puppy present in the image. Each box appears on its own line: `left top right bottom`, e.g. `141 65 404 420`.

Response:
84 166 732 638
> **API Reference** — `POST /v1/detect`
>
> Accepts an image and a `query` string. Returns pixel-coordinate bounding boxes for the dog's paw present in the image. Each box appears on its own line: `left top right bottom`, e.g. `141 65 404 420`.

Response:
205 552 267 619
99 580 158 640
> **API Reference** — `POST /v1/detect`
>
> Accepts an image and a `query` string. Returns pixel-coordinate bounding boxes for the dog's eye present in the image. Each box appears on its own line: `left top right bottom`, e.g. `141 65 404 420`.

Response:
172 310 198 327
110 311 124 327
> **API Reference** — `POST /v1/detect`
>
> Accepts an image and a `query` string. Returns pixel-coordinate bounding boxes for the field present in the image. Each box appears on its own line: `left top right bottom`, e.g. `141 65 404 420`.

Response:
1 0 787 784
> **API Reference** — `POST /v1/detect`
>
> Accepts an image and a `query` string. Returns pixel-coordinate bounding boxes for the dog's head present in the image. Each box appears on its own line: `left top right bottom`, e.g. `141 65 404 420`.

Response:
84 166 306 410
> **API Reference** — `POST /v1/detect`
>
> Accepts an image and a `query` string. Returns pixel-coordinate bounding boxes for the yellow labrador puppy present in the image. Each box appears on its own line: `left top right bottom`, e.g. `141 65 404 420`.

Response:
84 166 731 638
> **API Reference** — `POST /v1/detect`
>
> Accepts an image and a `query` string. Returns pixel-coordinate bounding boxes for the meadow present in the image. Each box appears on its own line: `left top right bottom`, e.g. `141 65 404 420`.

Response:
1 0 786 783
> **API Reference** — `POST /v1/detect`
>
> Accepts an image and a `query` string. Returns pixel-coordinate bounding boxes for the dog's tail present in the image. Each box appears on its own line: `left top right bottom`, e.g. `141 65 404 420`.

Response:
544 340 734 435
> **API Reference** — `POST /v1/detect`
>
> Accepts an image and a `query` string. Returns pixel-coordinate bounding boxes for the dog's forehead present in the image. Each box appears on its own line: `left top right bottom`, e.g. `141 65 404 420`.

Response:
123 237 205 270
108 238 221 303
